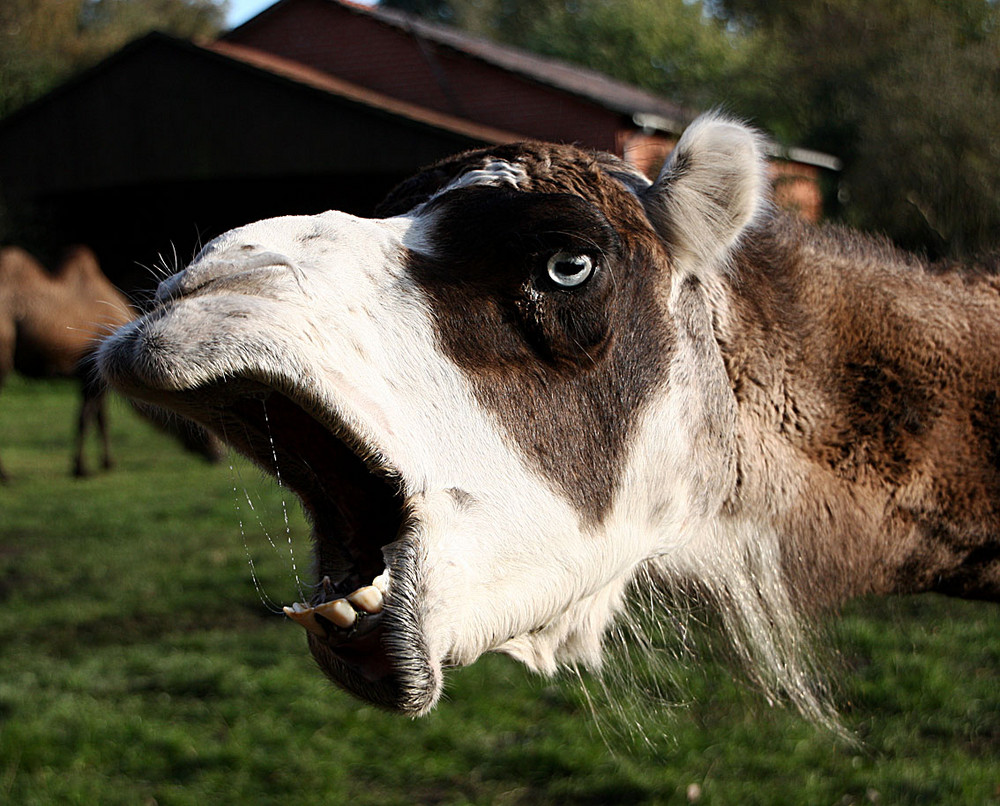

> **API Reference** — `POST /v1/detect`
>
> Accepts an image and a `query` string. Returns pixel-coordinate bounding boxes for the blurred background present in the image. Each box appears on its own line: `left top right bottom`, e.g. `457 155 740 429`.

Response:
3 0 1000 287
0 2 998 804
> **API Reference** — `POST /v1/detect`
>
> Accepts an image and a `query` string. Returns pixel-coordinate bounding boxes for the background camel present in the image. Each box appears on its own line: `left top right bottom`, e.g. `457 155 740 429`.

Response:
0 245 220 480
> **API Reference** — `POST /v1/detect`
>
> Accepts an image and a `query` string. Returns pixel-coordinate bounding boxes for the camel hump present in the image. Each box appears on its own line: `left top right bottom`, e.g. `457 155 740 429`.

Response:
55 245 104 283
0 248 49 316
0 246 47 281
55 245 135 324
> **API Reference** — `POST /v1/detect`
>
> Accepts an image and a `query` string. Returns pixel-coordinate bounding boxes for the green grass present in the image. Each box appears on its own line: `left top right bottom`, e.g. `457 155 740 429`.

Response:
0 375 997 805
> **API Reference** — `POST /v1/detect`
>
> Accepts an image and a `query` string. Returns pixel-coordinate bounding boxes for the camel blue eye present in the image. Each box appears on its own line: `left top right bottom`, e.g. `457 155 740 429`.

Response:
546 252 593 287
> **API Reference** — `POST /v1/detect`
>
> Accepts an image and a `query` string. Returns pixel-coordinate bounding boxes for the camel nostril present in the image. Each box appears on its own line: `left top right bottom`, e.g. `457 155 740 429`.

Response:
153 273 183 305
154 250 297 302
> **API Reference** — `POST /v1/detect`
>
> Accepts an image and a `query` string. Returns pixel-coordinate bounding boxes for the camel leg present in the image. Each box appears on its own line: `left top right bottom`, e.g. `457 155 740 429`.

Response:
73 377 108 477
72 391 92 477
0 377 7 484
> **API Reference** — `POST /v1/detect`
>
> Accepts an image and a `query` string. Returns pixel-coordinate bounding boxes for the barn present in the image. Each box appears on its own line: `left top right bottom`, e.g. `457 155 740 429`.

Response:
0 0 836 289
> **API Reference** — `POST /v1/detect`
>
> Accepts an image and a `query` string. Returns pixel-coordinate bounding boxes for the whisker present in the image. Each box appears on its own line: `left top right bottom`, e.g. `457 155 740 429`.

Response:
93 297 135 319
137 258 170 283
191 226 210 262
67 323 120 342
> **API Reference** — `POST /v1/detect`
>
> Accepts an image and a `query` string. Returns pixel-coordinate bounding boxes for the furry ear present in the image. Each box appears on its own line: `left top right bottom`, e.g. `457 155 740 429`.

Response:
643 114 769 279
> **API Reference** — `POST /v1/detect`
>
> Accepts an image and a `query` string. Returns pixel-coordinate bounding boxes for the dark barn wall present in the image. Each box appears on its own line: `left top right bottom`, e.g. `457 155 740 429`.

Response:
35 173 407 295
0 34 493 294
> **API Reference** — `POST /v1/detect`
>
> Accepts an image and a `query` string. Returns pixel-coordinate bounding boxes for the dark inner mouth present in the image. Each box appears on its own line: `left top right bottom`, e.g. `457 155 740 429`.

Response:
213 386 407 680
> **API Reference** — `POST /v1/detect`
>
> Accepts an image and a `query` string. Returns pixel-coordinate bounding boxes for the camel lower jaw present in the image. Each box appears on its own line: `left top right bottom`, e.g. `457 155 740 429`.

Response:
297 534 443 715
218 401 443 713
283 571 401 699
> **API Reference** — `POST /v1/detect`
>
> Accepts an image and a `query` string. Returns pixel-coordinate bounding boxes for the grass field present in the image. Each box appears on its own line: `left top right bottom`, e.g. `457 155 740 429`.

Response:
0 375 997 805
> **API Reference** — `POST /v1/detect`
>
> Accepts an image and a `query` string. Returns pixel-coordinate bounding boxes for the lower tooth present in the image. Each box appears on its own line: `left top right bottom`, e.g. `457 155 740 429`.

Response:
283 605 325 636
348 586 383 614
372 571 391 595
315 599 356 628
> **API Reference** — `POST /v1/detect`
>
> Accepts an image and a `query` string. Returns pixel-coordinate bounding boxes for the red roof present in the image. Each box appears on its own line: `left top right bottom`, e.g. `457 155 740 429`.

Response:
229 0 691 126
223 0 692 151
208 39 523 145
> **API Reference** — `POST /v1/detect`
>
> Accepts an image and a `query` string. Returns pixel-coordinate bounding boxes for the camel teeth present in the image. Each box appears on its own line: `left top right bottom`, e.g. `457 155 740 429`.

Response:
282 604 325 636
284 574 388 636
348 585 383 614
372 571 391 595
314 599 356 628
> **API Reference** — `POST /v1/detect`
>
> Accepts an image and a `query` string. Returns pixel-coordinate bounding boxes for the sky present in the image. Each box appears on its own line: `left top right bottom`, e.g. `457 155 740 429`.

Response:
226 0 376 28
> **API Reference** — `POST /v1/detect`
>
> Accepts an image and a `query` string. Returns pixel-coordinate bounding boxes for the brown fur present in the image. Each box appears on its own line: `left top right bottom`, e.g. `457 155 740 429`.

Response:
0 246 225 477
385 142 1000 608
0 245 135 478
723 216 1000 604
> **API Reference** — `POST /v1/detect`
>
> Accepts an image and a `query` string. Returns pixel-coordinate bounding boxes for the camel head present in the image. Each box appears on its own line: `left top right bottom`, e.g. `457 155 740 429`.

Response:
98 116 786 715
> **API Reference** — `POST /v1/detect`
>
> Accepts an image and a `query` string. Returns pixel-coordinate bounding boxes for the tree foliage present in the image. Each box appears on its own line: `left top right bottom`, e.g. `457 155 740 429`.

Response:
385 0 756 111
710 0 1000 255
0 0 227 119
383 0 1000 257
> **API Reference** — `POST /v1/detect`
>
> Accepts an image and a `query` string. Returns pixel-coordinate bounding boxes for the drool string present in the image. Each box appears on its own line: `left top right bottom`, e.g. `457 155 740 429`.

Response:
262 398 307 602
228 457 284 614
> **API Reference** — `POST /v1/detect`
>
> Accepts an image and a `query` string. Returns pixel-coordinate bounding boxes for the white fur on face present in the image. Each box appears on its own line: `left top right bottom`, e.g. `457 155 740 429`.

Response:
100 206 665 707
98 116 824 719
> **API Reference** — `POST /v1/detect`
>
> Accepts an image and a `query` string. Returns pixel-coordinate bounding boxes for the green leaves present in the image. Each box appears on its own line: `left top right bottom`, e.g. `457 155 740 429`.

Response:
0 0 227 118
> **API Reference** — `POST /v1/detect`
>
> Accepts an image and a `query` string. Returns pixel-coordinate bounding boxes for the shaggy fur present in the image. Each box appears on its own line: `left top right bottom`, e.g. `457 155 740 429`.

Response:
97 114 999 719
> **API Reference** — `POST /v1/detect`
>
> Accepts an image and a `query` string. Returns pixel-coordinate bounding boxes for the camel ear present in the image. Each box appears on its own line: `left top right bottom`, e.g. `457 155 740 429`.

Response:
643 114 769 280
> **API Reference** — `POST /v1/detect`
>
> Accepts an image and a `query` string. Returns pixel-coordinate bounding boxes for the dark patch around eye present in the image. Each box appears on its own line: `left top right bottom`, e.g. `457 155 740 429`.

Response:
423 186 620 288
409 187 620 369
406 185 669 522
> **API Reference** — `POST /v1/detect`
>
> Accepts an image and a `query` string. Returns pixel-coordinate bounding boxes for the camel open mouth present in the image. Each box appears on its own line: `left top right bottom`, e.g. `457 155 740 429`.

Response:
180 382 438 714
